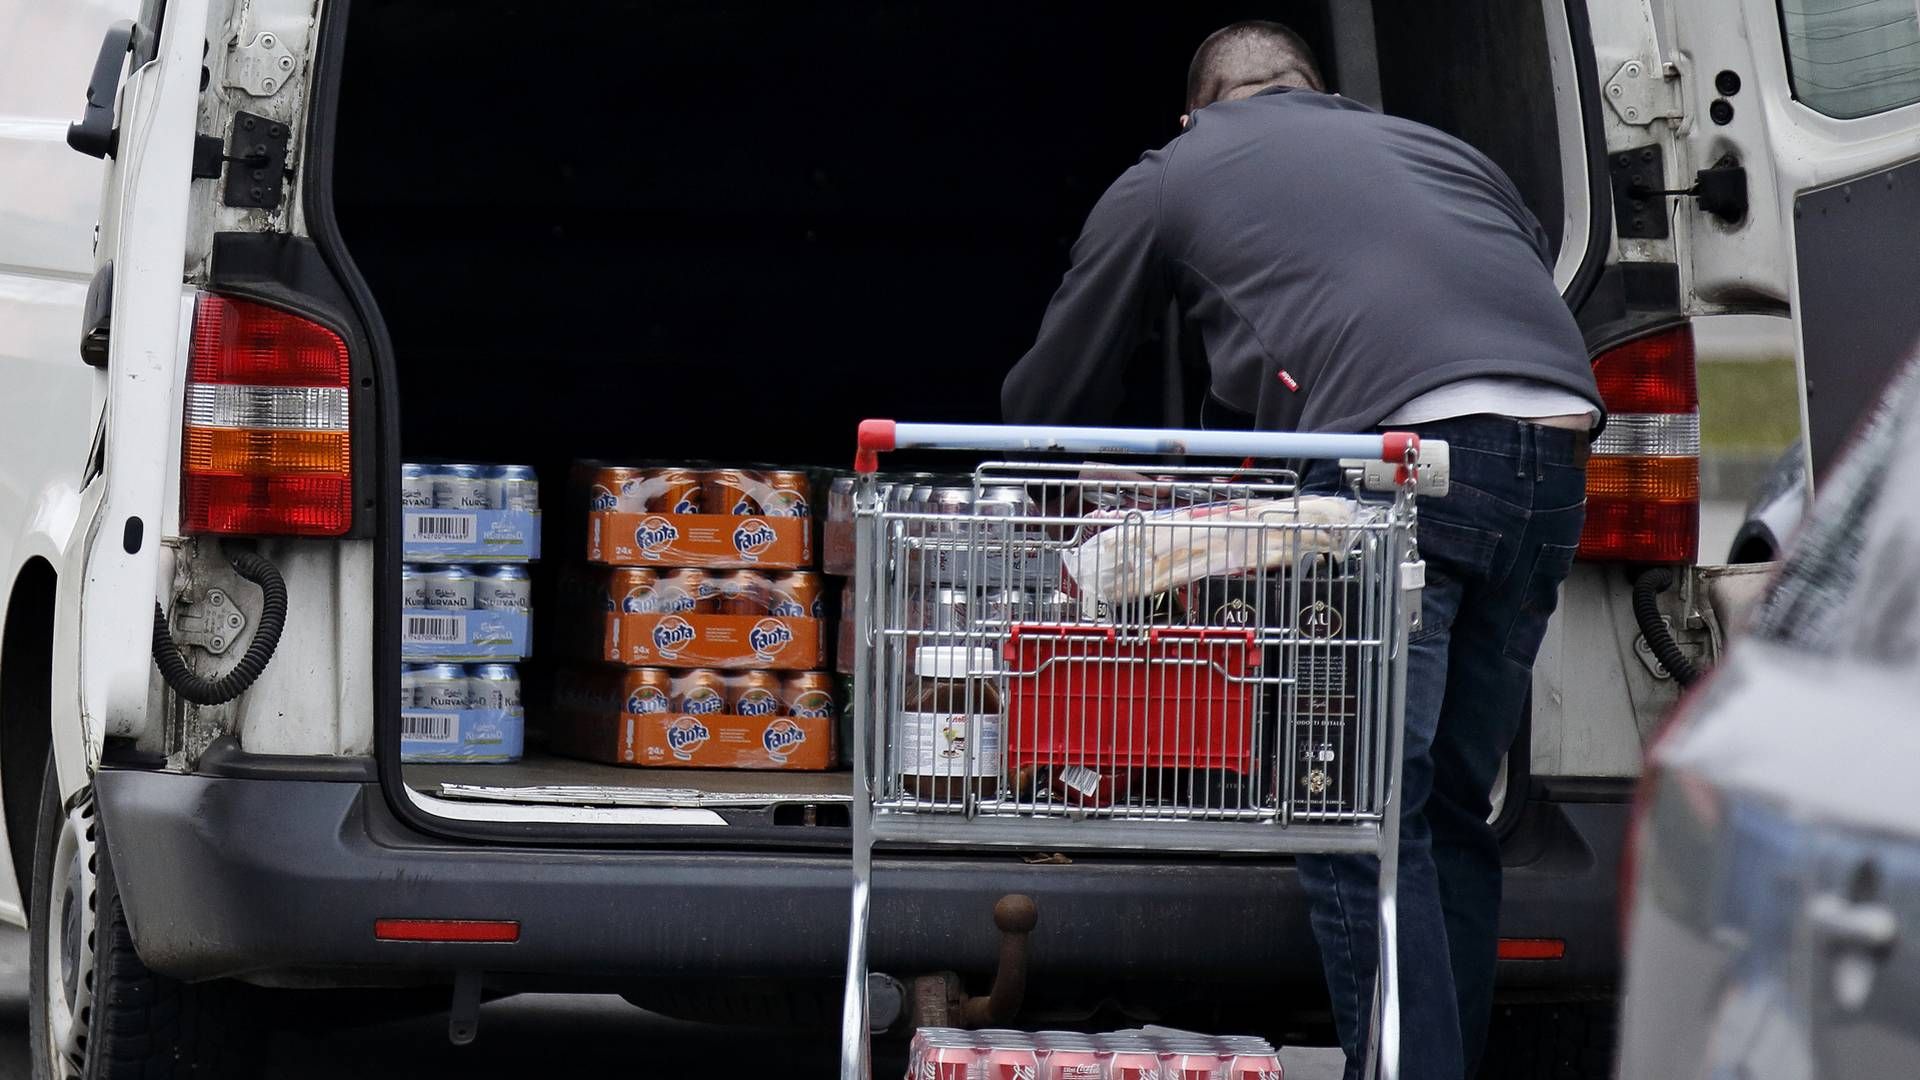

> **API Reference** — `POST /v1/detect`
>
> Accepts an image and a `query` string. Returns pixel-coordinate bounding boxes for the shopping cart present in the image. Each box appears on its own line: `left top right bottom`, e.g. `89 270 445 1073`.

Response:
839 422 1448 1080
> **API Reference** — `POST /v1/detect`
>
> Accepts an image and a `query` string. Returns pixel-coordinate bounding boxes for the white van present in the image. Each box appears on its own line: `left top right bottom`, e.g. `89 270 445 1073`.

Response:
3 0 1913 1075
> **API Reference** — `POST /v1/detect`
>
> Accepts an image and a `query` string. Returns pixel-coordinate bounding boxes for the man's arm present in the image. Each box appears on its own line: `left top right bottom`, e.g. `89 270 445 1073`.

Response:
1002 158 1168 424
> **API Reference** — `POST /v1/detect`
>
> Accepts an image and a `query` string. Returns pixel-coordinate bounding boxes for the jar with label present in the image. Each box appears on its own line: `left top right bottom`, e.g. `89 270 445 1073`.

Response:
900 646 1001 806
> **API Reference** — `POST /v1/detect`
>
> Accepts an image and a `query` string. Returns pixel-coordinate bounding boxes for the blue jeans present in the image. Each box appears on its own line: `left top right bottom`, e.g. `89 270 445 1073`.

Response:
1295 416 1588 1080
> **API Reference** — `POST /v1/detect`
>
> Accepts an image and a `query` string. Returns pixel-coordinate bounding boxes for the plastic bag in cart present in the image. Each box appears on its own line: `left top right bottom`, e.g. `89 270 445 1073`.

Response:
1059 495 1362 606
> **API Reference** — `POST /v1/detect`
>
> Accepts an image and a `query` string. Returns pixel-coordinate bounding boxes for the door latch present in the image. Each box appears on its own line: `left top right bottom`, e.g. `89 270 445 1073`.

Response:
191 111 292 209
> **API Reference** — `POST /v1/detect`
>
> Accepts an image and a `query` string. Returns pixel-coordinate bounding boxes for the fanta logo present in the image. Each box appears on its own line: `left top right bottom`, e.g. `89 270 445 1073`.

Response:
730 497 757 515
672 497 700 515
736 690 780 717
666 717 711 758
682 689 725 715
762 719 807 758
747 618 795 658
590 487 618 511
769 598 806 618
633 516 680 559
789 690 835 719
651 616 697 658
621 586 656 614
626 687 669 715
731 519 778 560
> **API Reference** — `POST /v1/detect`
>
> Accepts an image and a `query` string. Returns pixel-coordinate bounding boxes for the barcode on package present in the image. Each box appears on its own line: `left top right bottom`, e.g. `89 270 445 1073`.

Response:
401 712 457 743
405 614 466 644
405 513 476 543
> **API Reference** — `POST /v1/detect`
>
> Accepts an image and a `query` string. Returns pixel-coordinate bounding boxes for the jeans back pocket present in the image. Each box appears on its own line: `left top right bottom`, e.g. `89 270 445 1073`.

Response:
1504 541 1579 663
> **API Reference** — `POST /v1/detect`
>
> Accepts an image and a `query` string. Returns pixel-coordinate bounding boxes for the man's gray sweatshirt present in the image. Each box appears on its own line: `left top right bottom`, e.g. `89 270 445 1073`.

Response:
1001 87 1601 433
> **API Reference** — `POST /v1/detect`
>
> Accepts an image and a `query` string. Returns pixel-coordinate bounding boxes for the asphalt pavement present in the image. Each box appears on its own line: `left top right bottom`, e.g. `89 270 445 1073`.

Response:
0 926 1342 1077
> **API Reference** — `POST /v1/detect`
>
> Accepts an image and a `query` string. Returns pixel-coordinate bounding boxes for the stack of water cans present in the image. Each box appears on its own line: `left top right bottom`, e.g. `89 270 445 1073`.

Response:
400 463 540 763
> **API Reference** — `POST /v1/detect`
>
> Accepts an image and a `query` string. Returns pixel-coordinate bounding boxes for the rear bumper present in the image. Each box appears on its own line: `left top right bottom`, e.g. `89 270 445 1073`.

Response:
93 767 1624 993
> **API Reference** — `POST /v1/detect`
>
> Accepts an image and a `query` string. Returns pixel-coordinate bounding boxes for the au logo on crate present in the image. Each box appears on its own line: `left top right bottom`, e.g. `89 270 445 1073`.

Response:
1300 599 1344 639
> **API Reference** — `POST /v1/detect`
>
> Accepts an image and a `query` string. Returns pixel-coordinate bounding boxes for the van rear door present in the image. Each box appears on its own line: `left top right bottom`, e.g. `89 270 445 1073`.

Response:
1685 1 1920 484
52 0 207 788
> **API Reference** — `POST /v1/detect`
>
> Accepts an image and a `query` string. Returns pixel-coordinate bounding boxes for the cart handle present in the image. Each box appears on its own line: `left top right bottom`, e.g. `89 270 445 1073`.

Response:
855 419 1419 473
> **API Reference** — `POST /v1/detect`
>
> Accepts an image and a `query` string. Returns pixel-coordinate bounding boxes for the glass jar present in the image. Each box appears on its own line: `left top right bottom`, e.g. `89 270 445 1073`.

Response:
900 646 1001 804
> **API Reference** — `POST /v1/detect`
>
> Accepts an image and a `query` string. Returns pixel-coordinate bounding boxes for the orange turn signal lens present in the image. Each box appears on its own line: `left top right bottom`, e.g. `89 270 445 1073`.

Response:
184 426 351 476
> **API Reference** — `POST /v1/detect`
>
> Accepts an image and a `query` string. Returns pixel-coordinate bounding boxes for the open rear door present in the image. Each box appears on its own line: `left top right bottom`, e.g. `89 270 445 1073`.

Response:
1749 2 1920 482
51 0 208 791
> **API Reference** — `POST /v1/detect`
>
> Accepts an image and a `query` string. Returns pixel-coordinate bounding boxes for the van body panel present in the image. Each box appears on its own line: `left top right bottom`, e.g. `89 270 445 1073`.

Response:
59 0 209 774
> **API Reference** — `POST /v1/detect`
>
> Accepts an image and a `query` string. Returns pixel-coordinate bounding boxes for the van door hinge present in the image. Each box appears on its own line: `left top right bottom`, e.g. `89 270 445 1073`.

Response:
223 30 297 98
1605 58 1684 127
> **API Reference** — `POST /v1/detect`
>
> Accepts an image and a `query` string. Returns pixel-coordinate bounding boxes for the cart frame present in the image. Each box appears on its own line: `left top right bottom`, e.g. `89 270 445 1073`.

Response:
839 421 1445 1080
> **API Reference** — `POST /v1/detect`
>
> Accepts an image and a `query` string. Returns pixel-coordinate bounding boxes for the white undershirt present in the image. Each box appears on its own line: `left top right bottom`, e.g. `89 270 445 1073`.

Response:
1382 376 1599 427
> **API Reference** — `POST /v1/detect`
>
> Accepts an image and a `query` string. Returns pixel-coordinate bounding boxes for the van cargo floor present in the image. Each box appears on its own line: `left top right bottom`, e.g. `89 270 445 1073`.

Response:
406 751 851 809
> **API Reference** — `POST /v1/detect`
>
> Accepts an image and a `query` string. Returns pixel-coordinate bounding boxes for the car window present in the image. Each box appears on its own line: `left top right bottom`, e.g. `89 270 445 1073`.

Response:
1750 358 1918 648
1780 0 1920 119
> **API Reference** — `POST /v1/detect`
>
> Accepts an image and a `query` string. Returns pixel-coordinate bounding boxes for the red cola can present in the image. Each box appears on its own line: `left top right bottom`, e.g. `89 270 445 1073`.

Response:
919 1040 981 1080
1101 1048 1164 1080
980 1044 1041 1080
1159 1050 1224 1080
1220 1051 1284 1080
1041 1047 1103 1080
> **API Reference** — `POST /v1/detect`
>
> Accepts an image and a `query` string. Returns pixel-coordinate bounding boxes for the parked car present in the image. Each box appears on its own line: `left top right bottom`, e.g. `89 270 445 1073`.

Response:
4 0 1918 1076
1618 358 1920 1079
1728 441 1806 563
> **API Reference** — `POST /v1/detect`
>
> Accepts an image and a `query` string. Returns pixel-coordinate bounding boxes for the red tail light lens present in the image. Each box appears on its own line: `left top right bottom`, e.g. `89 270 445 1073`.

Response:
1579 324 1698 562
181 294 353 536
374 918 520 943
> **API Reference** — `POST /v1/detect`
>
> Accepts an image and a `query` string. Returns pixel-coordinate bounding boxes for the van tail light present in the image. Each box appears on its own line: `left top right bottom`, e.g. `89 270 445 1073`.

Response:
1579 324 1698 562
181 294 353 536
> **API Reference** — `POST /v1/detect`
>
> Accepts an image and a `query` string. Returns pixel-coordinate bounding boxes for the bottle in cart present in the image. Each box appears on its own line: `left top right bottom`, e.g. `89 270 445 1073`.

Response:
901 646 1001 804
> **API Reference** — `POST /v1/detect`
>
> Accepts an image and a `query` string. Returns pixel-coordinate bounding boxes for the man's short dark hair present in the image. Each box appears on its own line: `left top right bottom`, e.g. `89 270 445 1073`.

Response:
1185 20 1325 111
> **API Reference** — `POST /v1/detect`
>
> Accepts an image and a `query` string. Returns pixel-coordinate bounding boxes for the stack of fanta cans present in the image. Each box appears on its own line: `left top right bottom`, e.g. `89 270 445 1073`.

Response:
907 1028 1283 1079
399 462 540 763
549 461 839 770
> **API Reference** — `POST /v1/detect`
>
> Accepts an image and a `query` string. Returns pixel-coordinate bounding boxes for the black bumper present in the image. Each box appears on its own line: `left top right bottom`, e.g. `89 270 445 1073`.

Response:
93 768 1623 992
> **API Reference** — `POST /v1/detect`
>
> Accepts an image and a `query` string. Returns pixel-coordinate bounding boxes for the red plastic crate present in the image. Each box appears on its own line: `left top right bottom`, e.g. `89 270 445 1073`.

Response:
1002 625 1260 774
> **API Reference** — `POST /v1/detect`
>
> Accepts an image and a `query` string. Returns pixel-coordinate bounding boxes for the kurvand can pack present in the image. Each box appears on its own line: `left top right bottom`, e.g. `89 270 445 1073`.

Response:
473 564 532 612
488 464 540 512
400 462 434 508
431 463 491 510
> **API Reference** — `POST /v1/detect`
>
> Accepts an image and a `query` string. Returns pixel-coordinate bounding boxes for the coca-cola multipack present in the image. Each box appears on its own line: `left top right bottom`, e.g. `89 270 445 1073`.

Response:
905 1028 1283 1080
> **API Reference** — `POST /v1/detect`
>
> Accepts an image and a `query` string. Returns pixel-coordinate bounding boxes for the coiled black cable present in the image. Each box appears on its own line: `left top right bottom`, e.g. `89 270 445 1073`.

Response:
1632 567 1700 688
152 548 289 706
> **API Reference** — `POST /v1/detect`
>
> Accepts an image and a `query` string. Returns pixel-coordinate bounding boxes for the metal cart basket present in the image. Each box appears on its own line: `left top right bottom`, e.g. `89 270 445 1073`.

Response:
840 422 1448 1080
